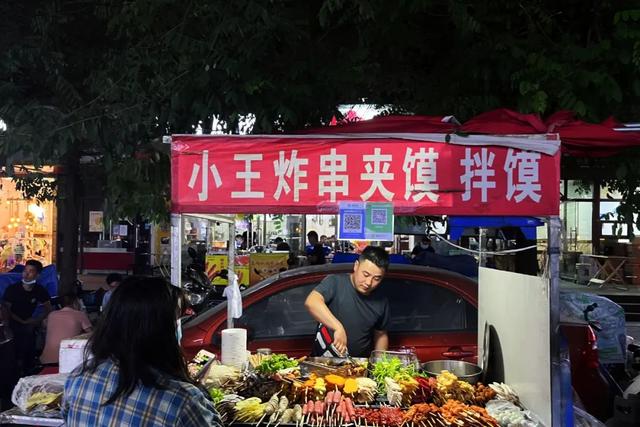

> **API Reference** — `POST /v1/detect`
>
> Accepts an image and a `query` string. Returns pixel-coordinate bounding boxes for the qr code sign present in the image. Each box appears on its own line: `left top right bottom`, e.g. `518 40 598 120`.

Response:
343 213 363 233
371 209 387 225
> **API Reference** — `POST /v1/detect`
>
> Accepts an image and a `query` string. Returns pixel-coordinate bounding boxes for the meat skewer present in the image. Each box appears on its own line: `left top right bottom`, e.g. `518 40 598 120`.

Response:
332 391 342 413
307 400 316 426
325 391 334 427
315 400 324 427
303 401 311 426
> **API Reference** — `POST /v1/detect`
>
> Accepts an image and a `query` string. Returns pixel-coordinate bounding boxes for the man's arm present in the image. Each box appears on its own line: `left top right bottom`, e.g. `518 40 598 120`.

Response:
32 300 52 323
304 290 348 354
4 301 27 324
373 330 389 351
80 312 93 333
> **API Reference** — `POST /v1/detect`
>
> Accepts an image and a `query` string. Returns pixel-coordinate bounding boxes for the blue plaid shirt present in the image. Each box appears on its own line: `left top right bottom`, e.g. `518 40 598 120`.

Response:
63 359 221 426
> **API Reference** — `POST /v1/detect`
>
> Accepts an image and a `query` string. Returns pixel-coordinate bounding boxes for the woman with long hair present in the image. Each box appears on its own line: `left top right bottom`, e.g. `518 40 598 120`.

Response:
62 276 221 426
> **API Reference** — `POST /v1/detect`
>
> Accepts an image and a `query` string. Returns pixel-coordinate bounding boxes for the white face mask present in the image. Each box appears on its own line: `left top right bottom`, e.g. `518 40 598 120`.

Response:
176 319 182 344
22 279 36 285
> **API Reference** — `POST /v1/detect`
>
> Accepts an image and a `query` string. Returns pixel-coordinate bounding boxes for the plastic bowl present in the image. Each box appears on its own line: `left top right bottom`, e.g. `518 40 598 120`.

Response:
421 360 483 384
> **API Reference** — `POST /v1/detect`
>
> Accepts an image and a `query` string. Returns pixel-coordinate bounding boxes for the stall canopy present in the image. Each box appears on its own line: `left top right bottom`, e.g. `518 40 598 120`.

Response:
462 108 640 157
171 119 561 216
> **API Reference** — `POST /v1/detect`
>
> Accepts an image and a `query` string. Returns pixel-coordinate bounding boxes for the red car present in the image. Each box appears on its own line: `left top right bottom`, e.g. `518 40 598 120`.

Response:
181 263 478 362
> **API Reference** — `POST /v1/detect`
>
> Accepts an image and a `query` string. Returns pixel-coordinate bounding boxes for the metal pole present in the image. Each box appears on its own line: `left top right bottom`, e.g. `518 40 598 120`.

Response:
302 214 307 252
227 221 235 329
548 216 563 426
263 214 268 246
478 227 487 267
170 213 182 287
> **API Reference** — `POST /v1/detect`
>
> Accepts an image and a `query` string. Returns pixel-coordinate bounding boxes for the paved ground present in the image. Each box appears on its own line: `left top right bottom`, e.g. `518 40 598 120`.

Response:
628 323 640 342
78 273 109 291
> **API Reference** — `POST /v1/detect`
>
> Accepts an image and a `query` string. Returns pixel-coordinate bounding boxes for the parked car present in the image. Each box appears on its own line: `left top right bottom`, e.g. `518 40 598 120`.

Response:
181 264 478 362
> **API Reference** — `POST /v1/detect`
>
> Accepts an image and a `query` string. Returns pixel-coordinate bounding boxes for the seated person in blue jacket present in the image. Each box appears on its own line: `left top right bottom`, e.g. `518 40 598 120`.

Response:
306 231 329 265
411 236 435 259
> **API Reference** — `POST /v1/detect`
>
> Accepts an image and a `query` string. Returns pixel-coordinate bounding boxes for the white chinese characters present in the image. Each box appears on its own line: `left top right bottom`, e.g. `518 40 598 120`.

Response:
504 149 541 202
360 148 394 201
187 150 222 201
185 146 546 205
273 150 308 202
231 154 264 198
403 147 439 202
460 147 496 202
319 148 349 202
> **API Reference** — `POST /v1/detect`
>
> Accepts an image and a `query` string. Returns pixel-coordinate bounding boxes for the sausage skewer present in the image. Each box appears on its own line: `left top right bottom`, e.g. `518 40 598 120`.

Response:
314 400 324 427
325 391 334 427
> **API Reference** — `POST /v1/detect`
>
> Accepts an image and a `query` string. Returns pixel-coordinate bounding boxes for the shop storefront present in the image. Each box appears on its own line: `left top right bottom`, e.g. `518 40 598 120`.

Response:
0 175 56 271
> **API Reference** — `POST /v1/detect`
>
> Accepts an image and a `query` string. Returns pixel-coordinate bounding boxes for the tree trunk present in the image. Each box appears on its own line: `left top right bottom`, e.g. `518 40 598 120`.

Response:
57 147 81 296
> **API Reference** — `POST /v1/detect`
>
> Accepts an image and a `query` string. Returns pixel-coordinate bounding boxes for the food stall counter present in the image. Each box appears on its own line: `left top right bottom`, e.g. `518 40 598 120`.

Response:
79 247 134 273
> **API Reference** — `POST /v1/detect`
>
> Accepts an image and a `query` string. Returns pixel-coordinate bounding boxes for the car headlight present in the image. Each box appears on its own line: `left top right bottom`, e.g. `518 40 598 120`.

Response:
186 291 205 306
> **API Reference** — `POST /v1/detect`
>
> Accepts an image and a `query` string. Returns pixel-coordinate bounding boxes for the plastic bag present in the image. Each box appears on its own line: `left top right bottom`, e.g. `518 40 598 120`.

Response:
624 374 640 398
223 271 242 319
11 373 68 412
573 406 606 427
485 399 543 427
560 291 627 364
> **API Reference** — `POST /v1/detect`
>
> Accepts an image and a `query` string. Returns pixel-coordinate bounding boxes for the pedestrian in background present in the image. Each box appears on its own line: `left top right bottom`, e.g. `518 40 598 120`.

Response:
306 231 326 265
2 259 51 375
100 273 122 312
40 293 92 365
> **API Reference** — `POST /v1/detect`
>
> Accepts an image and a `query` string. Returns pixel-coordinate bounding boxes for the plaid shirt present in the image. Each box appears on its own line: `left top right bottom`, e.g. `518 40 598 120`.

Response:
63 359 221 427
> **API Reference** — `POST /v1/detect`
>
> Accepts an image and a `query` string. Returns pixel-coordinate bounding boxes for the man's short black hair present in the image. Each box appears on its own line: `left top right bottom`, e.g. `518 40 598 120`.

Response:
307 230 318 240
61 292 79 308
358 246 390 271
25 259 43 273
274 237 284 243
106 273 123 285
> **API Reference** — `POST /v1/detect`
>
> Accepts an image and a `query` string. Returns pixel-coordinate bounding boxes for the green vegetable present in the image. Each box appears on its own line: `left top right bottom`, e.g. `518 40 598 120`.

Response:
255 353 298 374
208 387 225 404
370 355 419 393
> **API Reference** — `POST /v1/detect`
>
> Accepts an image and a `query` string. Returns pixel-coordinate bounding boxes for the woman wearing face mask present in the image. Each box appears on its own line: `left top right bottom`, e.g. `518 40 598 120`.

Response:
62 276 221 426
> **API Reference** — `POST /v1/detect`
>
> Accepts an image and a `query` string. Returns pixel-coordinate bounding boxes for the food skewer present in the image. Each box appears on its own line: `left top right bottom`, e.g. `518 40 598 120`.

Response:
325 391 334 427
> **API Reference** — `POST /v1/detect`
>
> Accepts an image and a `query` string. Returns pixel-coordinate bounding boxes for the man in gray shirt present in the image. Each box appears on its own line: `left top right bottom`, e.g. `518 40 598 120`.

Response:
304 246 390 357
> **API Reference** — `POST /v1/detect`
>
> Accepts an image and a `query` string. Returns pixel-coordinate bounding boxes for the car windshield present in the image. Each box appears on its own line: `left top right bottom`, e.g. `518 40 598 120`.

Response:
185 268 477 342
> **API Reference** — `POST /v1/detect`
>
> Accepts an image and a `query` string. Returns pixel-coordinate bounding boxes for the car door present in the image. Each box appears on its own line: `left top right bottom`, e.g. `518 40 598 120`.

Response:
229 282 319 358
381 276 478 363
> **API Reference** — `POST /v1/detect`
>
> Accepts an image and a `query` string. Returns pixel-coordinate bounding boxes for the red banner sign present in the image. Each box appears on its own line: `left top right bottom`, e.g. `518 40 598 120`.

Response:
171 136 560 215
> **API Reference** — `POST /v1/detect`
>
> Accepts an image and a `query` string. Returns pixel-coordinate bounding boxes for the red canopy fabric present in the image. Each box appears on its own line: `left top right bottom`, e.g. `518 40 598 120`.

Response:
461 108 547 134
462 109 640 157
301 109 639 157
303 114 457 134
545 111 640 157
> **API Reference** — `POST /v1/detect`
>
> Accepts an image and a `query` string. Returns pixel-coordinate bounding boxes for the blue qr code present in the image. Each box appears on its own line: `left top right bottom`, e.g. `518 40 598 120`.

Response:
343 213 363 232
371 209 387 225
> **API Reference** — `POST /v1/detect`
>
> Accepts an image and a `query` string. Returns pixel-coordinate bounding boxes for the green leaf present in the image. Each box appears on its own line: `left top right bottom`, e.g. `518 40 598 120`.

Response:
616 164 629 179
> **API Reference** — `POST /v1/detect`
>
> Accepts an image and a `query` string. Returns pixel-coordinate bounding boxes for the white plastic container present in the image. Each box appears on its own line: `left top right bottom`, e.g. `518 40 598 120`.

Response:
59 333 90 373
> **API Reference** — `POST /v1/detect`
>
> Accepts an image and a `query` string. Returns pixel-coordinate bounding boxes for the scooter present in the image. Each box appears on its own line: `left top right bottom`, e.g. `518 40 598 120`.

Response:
74 279 104 315
182 247 225 314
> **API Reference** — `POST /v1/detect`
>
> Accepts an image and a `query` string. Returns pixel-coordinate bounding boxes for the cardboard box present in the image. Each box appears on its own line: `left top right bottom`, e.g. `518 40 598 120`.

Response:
59 333 91 374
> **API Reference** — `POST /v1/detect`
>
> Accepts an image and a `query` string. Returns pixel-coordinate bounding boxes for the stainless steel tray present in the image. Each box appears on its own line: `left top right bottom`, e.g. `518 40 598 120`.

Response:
299 356 368 376
0 407 64 426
